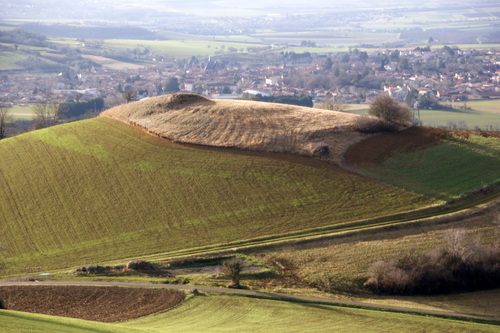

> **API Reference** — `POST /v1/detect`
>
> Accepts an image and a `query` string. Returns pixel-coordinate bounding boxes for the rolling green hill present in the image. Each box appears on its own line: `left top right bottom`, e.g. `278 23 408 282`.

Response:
0 117 433 276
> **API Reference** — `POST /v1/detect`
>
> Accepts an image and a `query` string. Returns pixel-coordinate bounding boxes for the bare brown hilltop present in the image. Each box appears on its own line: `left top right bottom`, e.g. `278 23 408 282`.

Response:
100 93 371 164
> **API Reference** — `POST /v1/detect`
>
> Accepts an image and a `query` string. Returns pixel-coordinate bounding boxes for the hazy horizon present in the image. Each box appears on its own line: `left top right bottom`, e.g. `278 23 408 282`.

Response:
1 0 464 20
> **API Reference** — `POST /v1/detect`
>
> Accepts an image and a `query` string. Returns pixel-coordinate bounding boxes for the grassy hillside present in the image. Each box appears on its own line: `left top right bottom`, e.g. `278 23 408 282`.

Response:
0 118 433 276
2 294 498 333
346 129 500 200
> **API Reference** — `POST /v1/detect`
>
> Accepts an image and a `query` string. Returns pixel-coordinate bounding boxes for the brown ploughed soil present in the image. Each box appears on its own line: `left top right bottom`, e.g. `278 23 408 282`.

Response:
0 286 185 322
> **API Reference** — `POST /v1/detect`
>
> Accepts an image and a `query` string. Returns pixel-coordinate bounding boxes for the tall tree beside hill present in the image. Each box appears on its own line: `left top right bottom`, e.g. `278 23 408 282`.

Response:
164 77 180 93
123 89 137 103
33 103 65 129
369 94 412 124
0 108 13 139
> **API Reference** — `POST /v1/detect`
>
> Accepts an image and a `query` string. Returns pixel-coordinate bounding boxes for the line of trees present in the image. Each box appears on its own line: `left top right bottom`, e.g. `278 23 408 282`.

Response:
246 93 313 107
64 98 105 118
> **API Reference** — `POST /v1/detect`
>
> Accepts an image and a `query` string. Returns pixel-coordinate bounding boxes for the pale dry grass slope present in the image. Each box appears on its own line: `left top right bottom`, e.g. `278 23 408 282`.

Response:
100 93 371 164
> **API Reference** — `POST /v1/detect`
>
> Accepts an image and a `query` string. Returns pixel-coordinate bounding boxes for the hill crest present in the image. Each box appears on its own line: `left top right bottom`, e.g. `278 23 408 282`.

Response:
100 94 370 164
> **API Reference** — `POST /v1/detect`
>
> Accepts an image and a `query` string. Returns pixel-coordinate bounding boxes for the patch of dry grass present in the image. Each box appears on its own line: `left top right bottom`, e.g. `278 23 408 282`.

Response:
101 94 370 164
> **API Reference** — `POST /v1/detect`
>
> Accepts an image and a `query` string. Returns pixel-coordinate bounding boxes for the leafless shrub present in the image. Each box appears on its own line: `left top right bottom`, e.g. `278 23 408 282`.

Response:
77 265 112 274
369 94 412 124
126 260 155 271
123 89 137 103
33 103 65 129
364 229 500 295
222 257 245 288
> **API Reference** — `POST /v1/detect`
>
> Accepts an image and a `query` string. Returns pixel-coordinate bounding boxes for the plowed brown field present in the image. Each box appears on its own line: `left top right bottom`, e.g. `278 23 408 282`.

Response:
0 286 185 322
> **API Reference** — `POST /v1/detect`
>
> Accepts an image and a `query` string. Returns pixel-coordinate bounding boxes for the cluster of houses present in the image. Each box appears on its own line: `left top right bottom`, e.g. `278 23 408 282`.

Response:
1 47 500 110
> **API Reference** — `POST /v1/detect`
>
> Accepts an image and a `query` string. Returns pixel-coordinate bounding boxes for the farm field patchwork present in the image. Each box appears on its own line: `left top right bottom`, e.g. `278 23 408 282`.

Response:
1 294 499 333
253 205 500 318
0 117 434 276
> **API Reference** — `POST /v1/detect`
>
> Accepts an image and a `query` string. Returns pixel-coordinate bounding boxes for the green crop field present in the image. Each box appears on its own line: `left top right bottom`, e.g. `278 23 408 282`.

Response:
0 118 434 276
2 294 498 333
348 107 500 130
359 135 500 200
419 109 500 130
0 51 26 70
6 105 35 120
102 39 266 57
466 99 500 114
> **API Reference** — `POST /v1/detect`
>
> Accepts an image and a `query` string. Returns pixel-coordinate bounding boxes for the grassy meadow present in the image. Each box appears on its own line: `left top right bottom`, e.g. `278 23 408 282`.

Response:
0 51 26 70
466 99 500 114
6 104 35 120
0 117 434 276
419 109 500 130
2 294 498 333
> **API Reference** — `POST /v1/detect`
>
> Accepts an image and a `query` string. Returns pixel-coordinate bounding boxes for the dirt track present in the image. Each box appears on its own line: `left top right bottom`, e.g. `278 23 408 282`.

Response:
0 281 498 323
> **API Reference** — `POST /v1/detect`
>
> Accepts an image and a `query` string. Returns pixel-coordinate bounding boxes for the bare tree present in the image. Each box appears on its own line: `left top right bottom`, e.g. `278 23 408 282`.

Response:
0 108 13 139
104 94 126 109
33 103 65 129
369 94 412 124
123 89 137 103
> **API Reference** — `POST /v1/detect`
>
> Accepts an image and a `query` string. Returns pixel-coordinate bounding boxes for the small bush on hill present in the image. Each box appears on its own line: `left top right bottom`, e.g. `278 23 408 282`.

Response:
222 257 245 288
369 94 412 124
364 229 500 295
126 260 155 271
162 277 191 285
77 265 112 274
